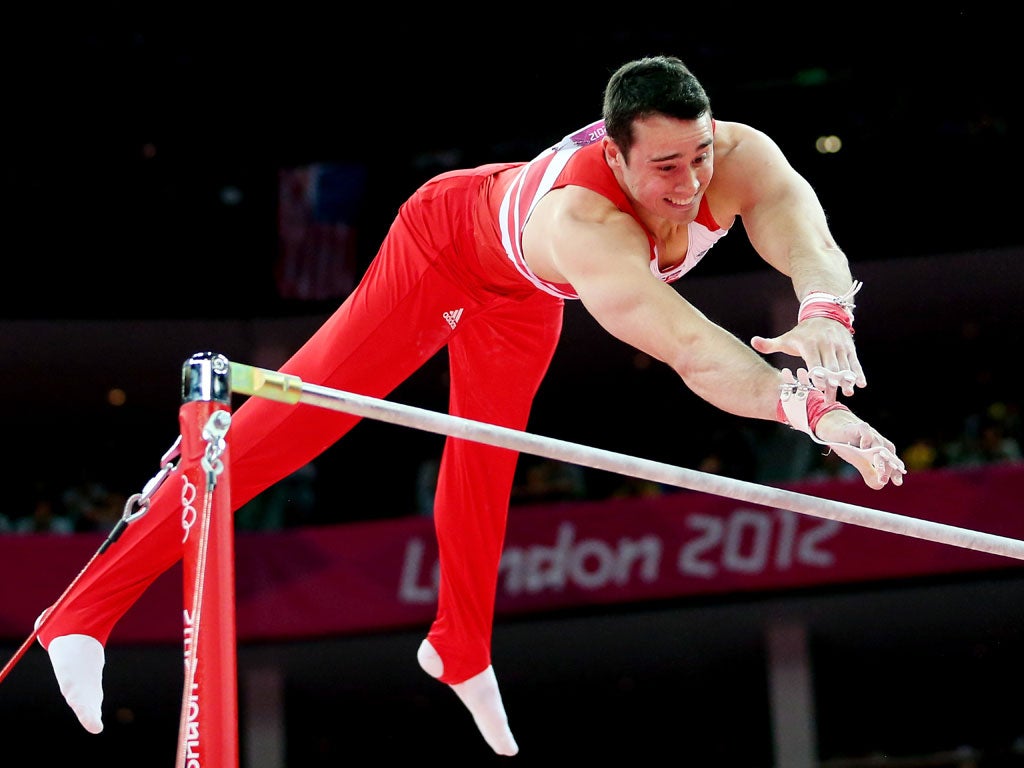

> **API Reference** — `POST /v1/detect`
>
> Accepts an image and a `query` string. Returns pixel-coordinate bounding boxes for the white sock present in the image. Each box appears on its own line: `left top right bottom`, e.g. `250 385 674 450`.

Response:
47 634 105 734
417 639 518 756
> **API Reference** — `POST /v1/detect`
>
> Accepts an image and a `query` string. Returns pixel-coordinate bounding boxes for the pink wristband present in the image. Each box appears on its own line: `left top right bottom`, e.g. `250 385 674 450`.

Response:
776 387 850 428
798 301 854 333
797 281 862 335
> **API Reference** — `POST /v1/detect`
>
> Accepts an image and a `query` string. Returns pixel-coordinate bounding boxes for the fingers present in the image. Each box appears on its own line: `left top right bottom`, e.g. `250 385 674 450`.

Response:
881 450 906 487
845 347 867 390
753 328 866 399
808 366 858 402
862 436 905 487
872 447 905 487
804 401 906 489
750 335 780 355
830 441 906 489
805 336 862 398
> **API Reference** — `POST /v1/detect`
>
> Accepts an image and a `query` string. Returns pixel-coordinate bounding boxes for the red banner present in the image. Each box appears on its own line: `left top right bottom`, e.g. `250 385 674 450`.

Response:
1 464 1021 646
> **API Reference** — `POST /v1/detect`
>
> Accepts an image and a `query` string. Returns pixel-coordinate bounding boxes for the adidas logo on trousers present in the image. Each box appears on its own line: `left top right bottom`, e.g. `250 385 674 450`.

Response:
443 308 464 329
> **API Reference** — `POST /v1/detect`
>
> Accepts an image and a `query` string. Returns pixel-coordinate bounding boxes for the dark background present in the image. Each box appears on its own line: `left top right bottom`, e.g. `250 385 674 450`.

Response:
3 11 1024 767
3 11 1021 321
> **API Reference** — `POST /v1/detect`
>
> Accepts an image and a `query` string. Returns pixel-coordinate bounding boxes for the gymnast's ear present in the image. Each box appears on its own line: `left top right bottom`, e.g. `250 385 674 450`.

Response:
604 138 626 170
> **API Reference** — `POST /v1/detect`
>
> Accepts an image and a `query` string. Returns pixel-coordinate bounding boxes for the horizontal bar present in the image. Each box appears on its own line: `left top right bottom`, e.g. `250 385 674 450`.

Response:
229 362 1024 561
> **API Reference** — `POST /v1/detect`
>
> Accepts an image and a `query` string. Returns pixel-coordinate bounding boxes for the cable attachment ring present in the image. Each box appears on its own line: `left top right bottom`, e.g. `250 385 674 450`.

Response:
201 410 232 489
98 436 183 554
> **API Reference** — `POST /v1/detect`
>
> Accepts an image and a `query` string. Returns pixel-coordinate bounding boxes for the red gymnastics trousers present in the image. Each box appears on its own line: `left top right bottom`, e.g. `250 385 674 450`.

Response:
37 163 565 686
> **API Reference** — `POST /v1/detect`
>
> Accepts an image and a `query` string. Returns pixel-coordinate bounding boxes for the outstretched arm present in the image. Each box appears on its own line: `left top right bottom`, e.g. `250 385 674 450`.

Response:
534 191 903 488
539 191 785 422
581 267 904 489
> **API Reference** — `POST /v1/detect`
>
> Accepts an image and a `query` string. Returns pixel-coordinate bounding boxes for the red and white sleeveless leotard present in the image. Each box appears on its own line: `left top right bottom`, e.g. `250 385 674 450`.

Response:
498 118 730 299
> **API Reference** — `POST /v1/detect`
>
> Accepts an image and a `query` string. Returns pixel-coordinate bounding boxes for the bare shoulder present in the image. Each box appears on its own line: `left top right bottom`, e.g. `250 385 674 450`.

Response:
524 184 648 284
710 120 796 211
529 184 639 237
712 119 786 166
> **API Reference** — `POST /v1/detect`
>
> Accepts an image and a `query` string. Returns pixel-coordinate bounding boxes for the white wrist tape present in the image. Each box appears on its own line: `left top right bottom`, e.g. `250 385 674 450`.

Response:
798 280 863 333
778 378 848 448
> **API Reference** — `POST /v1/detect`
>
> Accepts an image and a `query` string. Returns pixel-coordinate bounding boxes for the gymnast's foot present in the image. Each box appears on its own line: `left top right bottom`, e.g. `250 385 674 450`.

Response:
45 634 105 734
417 639 518 756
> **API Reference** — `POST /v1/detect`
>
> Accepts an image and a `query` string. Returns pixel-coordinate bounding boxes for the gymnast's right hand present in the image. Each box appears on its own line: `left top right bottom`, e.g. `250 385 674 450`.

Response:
813 407 906 489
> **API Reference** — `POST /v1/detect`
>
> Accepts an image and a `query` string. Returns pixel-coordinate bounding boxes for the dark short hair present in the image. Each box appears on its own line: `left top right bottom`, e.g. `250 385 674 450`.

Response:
602 55 711 158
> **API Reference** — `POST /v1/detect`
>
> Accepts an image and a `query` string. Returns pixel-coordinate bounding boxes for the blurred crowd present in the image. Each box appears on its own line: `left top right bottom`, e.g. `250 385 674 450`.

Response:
501 392 1022 510
3 390 1019 536
3 477 126 536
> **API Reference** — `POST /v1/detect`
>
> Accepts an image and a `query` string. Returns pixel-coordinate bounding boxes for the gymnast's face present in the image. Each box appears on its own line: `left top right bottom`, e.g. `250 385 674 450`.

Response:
604 112 714 225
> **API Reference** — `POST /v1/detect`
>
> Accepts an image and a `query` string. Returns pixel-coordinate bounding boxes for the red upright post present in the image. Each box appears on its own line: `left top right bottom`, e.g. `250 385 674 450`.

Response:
176 352 239 768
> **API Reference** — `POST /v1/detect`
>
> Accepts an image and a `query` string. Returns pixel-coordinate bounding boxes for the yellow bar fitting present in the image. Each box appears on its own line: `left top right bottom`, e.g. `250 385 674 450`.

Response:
229 363 303 405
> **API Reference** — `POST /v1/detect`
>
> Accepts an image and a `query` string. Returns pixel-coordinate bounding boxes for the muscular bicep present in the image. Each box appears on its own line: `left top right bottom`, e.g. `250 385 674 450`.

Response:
724 127 841 278
742 173 837 276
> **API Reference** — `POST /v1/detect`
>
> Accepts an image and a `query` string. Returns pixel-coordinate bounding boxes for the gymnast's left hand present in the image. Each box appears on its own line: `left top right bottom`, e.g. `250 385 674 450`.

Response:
752 317 865 401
